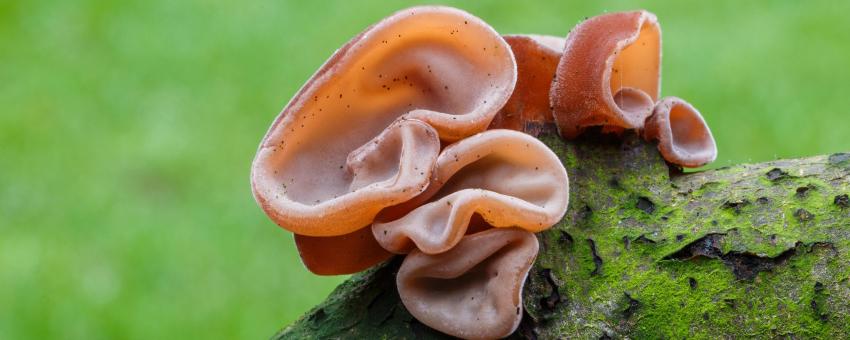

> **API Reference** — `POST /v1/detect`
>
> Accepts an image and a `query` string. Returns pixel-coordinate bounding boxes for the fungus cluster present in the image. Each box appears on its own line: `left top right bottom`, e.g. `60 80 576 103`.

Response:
252 5 718 339
553 10 715 166
251 6 569 338
494 10 717 167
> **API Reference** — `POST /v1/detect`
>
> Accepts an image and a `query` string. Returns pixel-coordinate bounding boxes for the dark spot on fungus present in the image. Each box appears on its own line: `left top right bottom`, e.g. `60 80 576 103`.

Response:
587 239 603 276
766 168 788 181
688 277 697 290
794 208 814 222
834 194 849 208
636 197 655 214
756 197 770 205
622 236 631 250
676 234 685 242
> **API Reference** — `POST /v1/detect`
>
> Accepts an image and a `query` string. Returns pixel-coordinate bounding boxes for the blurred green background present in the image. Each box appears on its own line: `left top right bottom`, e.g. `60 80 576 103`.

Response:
2 0 849 338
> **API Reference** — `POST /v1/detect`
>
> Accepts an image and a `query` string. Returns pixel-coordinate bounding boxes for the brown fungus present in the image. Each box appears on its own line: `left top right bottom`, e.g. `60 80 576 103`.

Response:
253 119 439 237
373 129 569 254
251 6 516 239
397 228 539 339
643 97 717 167
251 6 518 276
550 10 661 139
293 227 393 276
488 35 565 135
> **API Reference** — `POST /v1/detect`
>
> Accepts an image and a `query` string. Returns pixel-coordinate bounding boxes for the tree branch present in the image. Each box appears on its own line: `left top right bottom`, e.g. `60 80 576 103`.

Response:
275 127 850 338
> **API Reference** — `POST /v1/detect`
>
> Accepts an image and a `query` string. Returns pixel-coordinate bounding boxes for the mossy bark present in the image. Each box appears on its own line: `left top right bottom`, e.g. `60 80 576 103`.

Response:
275 127 850 339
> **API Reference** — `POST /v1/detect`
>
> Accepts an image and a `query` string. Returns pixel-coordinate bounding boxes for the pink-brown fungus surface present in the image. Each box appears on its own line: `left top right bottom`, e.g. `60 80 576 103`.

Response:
251 6 516 238
397 228 539 339
488 35 565 135
644 97 717 167
373 129 569 254
550 10 661 139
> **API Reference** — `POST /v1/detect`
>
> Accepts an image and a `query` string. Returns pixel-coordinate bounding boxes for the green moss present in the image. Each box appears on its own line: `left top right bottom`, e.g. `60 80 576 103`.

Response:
522 133 850 338
277 132 850 339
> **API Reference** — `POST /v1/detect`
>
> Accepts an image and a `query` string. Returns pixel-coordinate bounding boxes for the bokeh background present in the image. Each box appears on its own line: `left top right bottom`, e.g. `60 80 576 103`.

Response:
2 0 849 338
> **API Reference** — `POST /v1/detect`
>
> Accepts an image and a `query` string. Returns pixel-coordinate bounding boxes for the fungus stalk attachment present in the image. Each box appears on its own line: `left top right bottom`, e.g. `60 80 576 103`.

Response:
488 35 565 135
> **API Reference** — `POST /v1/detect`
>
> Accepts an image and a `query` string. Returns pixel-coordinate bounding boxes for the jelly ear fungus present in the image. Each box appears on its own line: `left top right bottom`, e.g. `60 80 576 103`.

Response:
550 10 661 139
396 228 539 339
250 6 517 274
643 97 717 168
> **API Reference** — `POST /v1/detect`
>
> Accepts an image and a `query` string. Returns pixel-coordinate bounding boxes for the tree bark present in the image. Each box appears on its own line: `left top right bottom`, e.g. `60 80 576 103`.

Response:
274 127 850 339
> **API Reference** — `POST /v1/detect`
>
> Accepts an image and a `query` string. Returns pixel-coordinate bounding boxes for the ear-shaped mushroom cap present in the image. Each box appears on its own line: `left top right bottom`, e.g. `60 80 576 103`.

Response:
294 227 393 275
643 97 717 168
251 6 517 237
373 129 569 254
550 10 661 139
253 119 439 236
397 228 539 339
489 35 565 135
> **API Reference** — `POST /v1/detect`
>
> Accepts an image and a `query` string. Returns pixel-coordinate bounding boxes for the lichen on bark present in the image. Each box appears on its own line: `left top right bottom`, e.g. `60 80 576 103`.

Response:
275 127 850 339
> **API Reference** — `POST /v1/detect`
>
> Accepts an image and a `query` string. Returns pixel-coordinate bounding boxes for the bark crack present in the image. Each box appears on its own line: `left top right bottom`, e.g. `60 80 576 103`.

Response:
663 234 835 280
